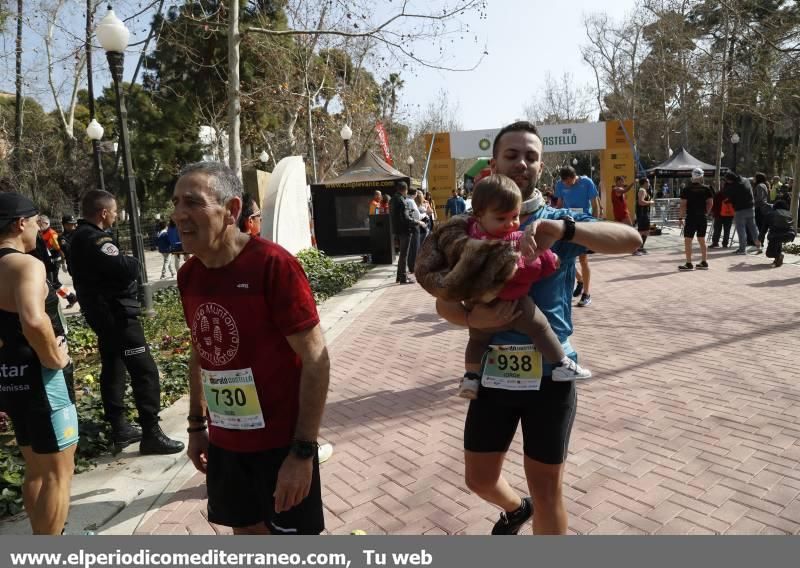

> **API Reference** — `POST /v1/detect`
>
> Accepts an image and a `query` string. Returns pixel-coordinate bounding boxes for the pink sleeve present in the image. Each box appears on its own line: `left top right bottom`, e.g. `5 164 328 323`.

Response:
539 250 559 278
533 249 559 280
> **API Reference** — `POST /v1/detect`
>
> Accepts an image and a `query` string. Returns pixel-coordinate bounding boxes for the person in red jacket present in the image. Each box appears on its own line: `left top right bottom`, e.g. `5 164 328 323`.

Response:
611 175 634 225
710 184 735 248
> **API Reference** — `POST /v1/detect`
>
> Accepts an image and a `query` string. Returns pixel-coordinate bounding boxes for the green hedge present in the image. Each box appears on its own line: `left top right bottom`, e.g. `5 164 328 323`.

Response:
0 249 369 519
782 242 800 255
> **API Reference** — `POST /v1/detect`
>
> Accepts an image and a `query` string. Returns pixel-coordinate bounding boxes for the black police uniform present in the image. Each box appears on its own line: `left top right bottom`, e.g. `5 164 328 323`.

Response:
69 220 181 453
32 234 61 288
57 217 76 274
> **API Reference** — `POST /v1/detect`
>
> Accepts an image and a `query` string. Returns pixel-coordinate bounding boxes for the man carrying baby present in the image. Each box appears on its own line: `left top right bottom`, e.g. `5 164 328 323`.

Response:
425 121 641 535
459 174 591 399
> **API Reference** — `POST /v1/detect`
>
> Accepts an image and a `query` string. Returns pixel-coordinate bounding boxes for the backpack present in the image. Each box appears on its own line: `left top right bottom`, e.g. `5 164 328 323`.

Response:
720 198 735 217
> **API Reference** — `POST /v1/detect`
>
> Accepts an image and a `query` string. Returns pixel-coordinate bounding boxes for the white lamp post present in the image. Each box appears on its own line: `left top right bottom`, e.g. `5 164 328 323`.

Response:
730 133 740 169
85 119 106 190
86 118 104 141
96 7 152 314
406 155 415 178
340 124 353 167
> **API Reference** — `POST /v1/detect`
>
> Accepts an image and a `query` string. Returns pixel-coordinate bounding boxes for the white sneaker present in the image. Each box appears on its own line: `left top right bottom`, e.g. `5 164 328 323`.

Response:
458 376 479 399
318 443 334 464
551 358 593 382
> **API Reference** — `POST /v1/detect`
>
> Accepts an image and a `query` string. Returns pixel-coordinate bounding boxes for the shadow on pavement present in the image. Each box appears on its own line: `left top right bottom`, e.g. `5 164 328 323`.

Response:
326 379 455 432
727 262 773 272
749 276 800 288
607 271 677 283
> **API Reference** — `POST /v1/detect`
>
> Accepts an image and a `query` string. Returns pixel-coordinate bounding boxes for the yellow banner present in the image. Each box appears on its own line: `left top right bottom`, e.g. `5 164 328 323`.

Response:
423 133 451 160
605 120 635 150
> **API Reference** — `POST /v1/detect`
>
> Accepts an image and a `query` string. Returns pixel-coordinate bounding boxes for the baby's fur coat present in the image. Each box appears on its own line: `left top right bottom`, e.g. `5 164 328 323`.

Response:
414 215 518 304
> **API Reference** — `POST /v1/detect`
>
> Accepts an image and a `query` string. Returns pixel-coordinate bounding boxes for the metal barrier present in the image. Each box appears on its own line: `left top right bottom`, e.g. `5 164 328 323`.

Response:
651 198 683 229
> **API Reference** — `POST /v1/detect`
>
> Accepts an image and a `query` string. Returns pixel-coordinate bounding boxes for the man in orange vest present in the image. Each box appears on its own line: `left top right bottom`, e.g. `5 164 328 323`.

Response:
37 215 77 308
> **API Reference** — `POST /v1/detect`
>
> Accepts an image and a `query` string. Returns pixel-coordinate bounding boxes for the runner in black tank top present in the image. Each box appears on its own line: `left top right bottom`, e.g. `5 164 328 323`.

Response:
0 191 78 534
0 248 78 452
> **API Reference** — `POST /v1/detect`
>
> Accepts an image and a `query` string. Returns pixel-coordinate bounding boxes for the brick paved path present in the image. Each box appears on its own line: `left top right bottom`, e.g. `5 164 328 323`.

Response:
137 243 800 535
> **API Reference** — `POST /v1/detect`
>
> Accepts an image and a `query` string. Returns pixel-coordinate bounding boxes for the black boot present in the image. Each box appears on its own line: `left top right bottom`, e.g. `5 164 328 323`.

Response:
112 421 143 454
140 424 185 455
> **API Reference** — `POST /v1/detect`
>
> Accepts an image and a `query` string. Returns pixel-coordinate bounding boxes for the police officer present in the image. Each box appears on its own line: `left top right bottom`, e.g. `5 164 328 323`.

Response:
70 190 183 455
57 214 77 274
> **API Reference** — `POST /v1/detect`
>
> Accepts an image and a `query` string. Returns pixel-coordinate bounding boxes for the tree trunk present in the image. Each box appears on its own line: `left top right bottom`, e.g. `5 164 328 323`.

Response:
227 0 241 179
714 13 731 190
791 122 800 229
13 0 23 184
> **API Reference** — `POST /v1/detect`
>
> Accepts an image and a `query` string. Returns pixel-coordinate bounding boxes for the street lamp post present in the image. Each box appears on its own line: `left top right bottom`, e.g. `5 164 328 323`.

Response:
340 124 352 167
259 150 269 170
85 118 105 190
96 8 153 315
730 133 740 171
406 155 415 179
85 0 104 191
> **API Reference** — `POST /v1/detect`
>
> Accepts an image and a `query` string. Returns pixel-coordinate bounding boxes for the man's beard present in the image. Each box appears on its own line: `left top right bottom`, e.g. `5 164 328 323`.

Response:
519 175 538 200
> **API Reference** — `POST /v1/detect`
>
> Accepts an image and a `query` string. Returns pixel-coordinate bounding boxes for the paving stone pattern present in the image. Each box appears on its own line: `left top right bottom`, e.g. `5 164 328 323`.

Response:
137 244 800 535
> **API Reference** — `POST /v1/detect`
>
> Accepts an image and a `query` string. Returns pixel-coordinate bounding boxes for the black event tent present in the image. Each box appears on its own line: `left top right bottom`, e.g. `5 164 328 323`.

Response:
311 150 410 255
646 146 728 177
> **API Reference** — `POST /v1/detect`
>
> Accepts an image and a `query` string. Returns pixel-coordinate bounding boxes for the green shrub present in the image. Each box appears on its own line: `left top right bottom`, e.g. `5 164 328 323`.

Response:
782 242 800 255
0 253 368 518
296 248 370 303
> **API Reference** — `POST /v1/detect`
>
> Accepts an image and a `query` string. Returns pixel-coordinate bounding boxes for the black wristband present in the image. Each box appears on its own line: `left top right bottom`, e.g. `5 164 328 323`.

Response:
561 216 576 242
187 415 207 423
187 425 207 433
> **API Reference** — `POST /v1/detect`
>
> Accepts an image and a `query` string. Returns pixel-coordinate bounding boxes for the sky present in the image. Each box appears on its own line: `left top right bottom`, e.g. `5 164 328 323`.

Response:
396 0 638 131
1 0 638 133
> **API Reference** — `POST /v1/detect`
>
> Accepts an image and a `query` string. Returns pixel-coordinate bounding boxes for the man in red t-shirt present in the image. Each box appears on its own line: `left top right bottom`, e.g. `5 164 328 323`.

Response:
173 162 330 535
611 176 634 225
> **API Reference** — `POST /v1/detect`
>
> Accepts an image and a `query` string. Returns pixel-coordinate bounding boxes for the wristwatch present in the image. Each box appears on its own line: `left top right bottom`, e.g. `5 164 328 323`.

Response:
290 439 319 460
561 216 576 242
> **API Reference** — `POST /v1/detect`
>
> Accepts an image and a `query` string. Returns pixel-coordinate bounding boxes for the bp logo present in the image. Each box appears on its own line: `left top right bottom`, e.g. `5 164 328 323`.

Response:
478 138 491 151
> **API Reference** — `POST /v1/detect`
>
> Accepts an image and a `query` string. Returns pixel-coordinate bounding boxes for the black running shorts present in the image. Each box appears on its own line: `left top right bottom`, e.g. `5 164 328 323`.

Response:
2 364 78 454
464 377 577 465
206 443 324 534
637 214 651 232
683 215 708 238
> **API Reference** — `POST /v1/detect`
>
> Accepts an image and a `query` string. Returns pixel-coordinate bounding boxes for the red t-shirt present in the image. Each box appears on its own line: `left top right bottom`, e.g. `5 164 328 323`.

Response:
612 188 629 221
178 237 319 452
